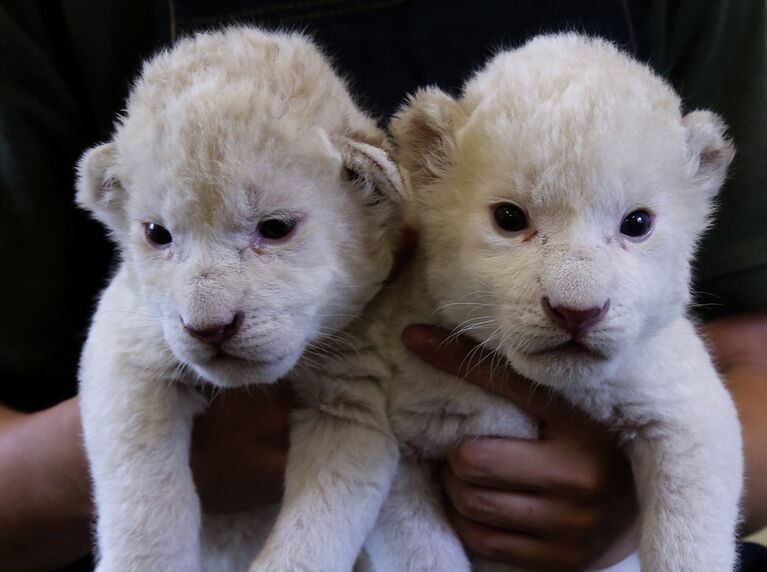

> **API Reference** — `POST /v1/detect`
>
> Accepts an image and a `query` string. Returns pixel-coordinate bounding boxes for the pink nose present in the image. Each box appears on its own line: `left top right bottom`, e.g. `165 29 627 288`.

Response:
183 312 244 346
542 298 610 335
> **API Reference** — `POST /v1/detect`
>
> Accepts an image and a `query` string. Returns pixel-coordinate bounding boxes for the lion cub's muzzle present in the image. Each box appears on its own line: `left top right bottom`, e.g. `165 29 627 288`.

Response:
541 297 610 337
182 311 244 347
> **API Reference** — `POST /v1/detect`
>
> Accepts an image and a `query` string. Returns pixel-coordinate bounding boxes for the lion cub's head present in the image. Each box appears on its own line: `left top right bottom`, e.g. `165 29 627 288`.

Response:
392 34 732 385
77 28 405 387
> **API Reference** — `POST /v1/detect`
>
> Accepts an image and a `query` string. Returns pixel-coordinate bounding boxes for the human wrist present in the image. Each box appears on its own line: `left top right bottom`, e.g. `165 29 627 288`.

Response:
23 398 93 520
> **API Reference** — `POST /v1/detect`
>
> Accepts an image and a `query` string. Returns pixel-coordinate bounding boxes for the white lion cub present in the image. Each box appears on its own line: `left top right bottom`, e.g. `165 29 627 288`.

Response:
253 35 742 572
76 27 405 572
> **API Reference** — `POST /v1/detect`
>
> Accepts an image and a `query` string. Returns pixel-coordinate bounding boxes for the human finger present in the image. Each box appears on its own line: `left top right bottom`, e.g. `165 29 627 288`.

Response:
446 438 615 501
441 464 593 538
444 503 589 571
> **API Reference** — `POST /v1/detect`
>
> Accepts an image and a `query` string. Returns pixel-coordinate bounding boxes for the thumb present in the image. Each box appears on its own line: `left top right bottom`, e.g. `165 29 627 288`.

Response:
401 324 562 421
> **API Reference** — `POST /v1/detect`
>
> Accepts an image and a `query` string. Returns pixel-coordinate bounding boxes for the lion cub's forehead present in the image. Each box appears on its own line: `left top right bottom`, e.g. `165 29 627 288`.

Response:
455 35 688 211
458 105 682 213
124 27 361 135
123 125 341 231
463 34 680 114
111 27 369 229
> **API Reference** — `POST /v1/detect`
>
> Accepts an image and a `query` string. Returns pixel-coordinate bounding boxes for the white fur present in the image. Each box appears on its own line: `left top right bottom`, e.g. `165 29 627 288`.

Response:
77 27 405 572
254 35 742 572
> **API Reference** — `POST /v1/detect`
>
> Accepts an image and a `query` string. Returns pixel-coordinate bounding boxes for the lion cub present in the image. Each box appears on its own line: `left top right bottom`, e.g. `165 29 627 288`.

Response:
254 35 742 572
76 27 404 572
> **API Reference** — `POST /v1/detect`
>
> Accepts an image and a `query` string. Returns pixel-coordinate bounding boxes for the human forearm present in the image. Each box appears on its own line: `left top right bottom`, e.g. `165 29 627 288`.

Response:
728 364 767 534
704 313 767 534
0 381 292 571
0 398 92 571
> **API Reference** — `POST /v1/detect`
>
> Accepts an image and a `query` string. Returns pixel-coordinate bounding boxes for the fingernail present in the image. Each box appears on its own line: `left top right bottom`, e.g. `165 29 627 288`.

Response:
401 324 439 352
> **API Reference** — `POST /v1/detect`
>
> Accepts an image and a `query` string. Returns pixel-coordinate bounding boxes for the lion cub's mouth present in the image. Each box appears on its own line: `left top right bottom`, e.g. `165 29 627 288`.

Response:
208 351 286 368
530 339 606 360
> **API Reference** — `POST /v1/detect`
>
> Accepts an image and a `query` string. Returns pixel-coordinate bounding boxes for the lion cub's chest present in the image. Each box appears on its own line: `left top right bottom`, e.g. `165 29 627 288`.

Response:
382 354 536 460
311 260 536 461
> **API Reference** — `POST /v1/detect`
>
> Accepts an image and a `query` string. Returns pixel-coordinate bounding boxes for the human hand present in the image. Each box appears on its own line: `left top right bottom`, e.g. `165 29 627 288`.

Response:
402 325 640 571
190 381 293 514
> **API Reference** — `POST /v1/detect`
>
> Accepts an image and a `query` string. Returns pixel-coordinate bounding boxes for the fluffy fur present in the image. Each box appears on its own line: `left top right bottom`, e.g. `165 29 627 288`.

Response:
76 27 405 572
254 34 742 572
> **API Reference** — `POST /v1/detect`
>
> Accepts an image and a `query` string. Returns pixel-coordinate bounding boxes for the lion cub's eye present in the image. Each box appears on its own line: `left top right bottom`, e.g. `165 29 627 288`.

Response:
493 203 528 232
620 210 653 238
258 218 297 240
144 223 173 247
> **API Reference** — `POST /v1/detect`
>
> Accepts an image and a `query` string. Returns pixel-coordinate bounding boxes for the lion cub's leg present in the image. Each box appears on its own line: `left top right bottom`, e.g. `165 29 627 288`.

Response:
365 459 471 572
250 376 398 572
622 328 742 572
628 403 741 572
80 276 205 572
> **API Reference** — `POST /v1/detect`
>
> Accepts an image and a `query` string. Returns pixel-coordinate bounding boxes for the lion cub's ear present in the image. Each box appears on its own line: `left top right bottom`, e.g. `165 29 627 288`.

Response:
389 87 467 189
335 136 407 215
683 110 735 199
76 142 127 235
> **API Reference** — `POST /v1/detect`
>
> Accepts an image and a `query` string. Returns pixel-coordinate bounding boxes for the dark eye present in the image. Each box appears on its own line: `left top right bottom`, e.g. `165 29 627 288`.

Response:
258 218 297 240
620 210 653 238
493 203 528 232
144 223 173 247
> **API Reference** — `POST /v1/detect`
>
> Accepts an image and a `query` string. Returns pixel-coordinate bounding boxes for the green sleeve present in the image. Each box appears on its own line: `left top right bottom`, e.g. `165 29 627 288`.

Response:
646 0 767 319
0 0 152 409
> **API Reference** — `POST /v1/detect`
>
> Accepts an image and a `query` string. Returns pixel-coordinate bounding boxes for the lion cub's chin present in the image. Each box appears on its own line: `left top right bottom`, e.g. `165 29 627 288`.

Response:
505 341 622 388
186 351 301 388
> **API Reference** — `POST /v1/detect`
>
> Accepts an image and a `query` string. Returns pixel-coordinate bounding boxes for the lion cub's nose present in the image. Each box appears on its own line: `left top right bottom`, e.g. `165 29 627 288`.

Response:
183 312 244 346
542 298 610 335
